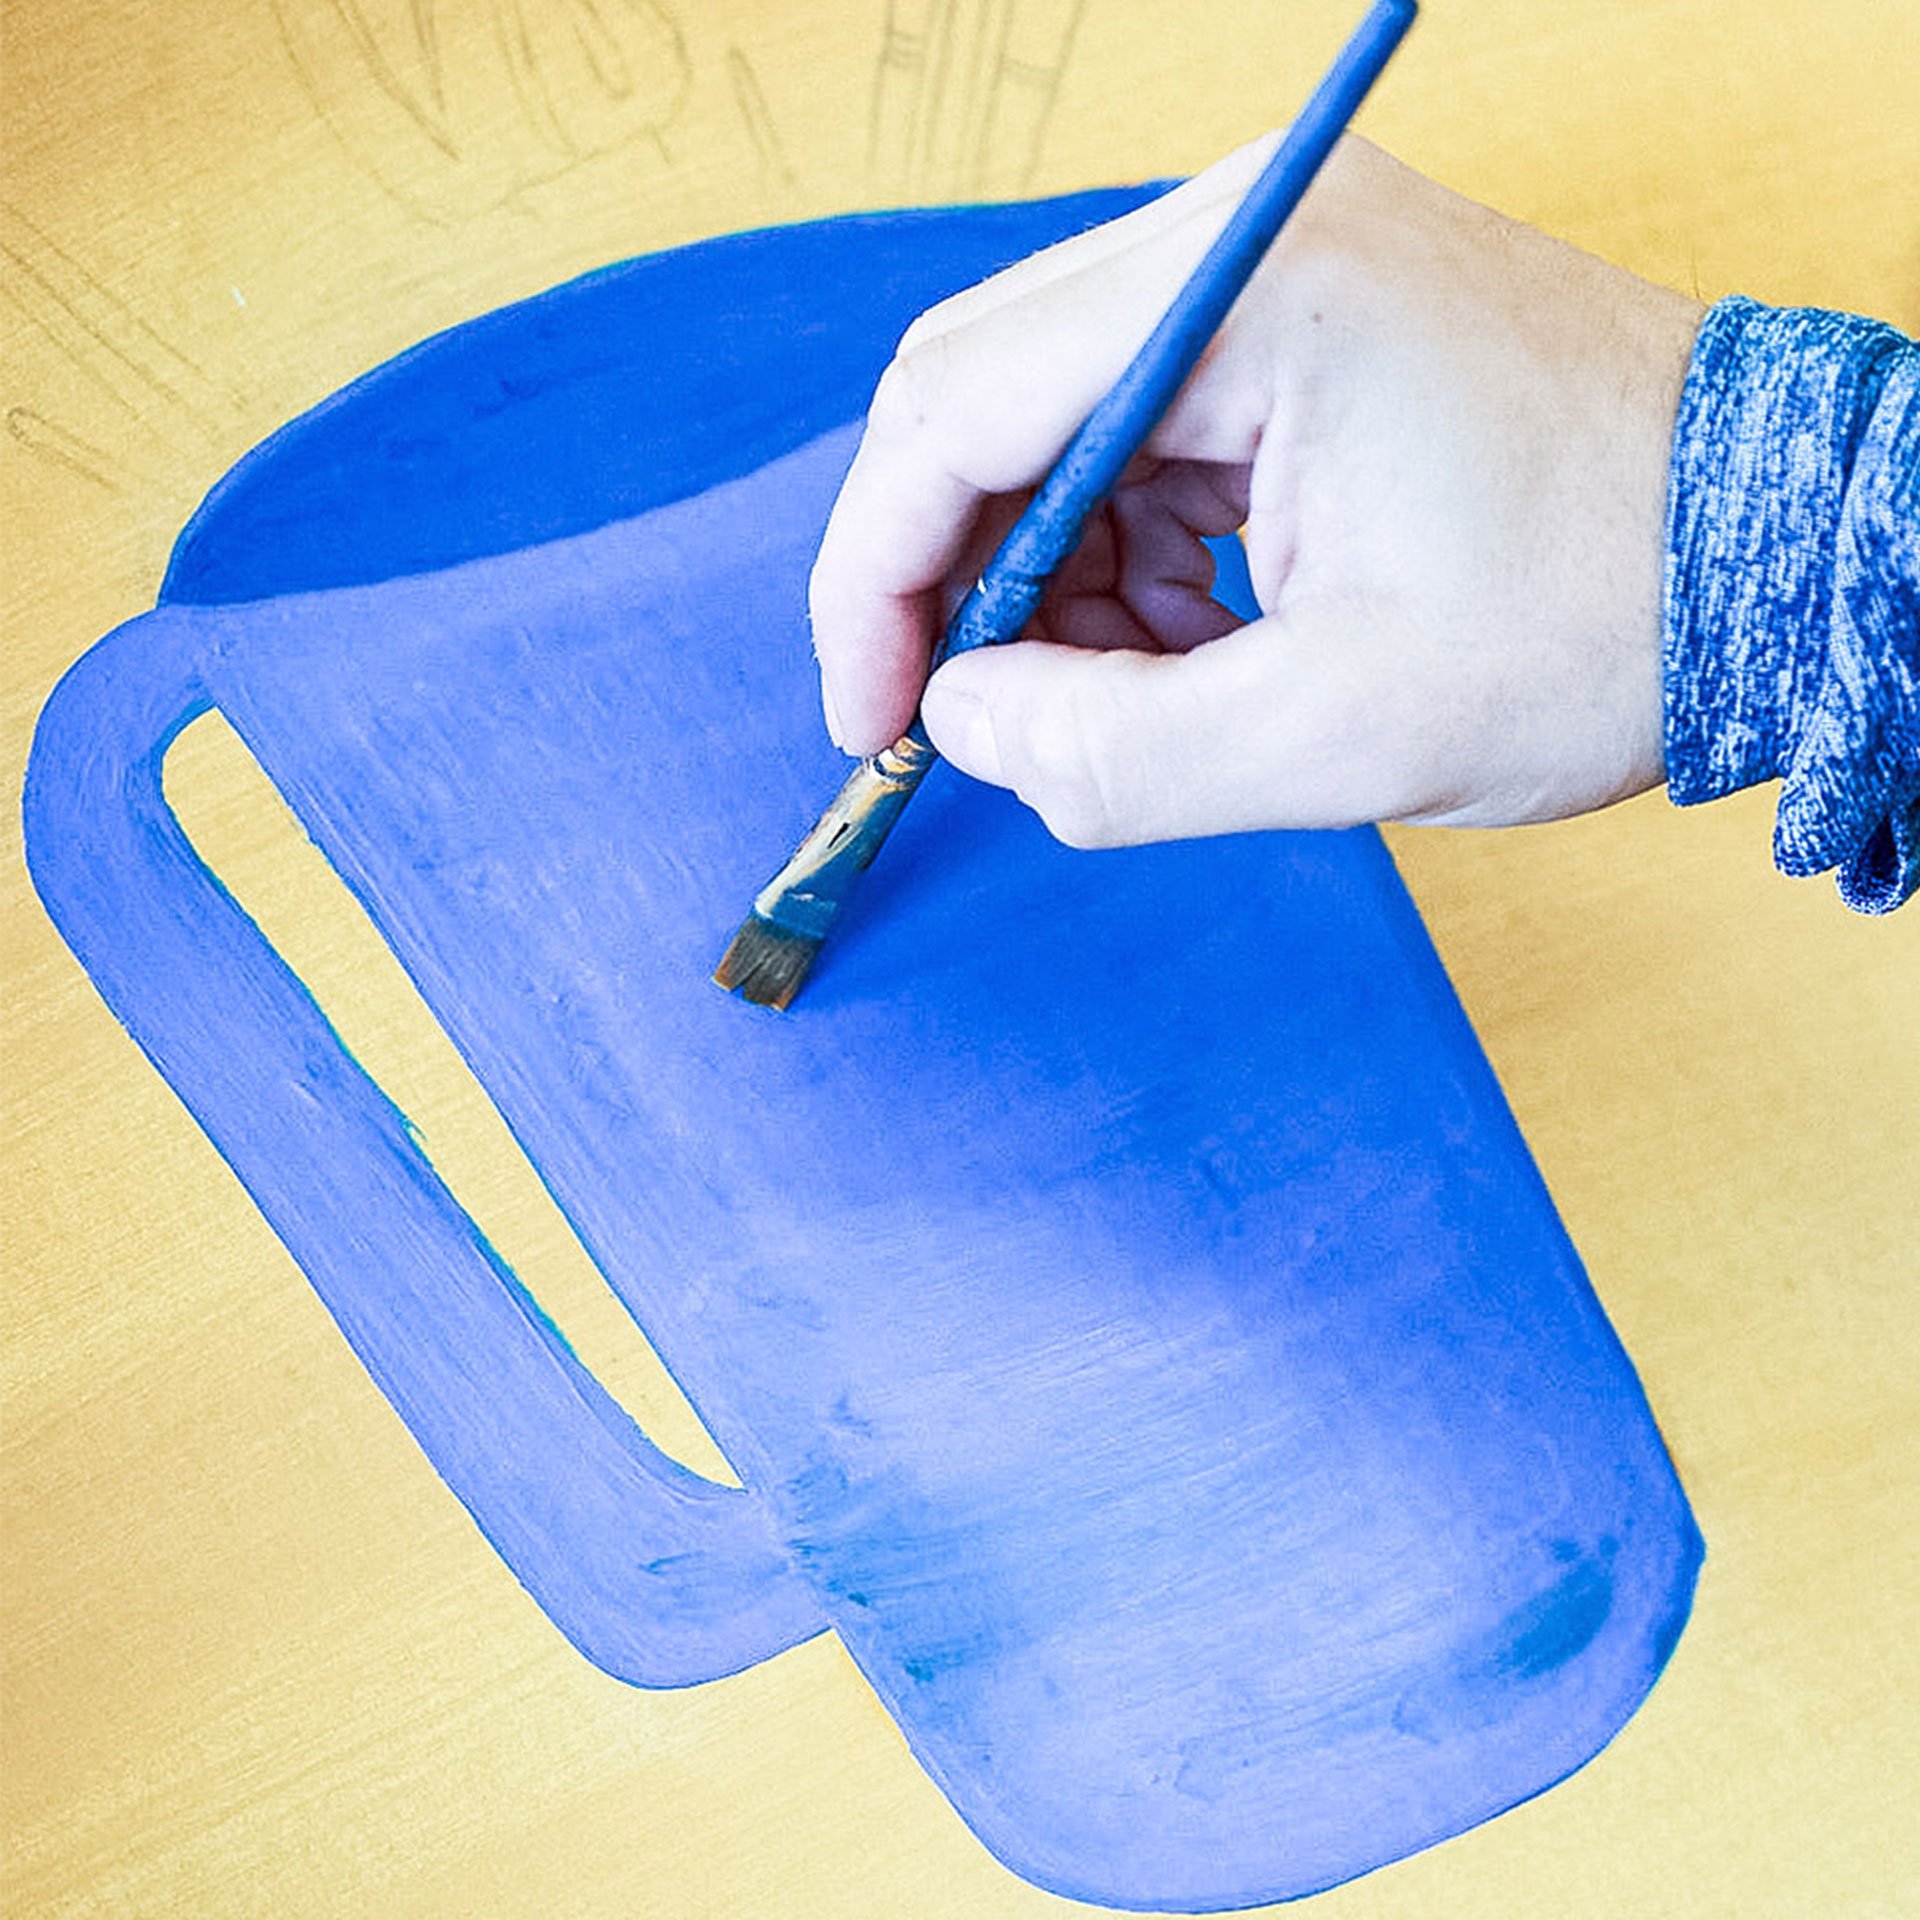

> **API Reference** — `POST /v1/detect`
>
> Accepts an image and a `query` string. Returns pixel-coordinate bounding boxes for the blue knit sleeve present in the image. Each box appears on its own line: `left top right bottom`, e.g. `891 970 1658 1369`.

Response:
1663 296 1920 912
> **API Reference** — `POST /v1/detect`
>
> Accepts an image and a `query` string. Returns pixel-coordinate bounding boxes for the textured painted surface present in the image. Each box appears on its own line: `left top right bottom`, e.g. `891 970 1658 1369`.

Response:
26 201 1700 1910
1664 295 1920 912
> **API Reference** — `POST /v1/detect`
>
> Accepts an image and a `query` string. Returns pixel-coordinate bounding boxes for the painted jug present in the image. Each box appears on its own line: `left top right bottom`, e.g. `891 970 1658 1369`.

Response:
26 196 1700 1910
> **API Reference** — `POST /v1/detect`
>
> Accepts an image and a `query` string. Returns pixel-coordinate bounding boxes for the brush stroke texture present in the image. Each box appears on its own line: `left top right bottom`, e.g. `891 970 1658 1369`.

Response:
26 195 1700 1911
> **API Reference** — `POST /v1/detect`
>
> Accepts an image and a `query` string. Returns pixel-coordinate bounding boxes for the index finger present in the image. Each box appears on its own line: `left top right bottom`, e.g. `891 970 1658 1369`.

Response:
807 399 1000 754
807 140 1280 754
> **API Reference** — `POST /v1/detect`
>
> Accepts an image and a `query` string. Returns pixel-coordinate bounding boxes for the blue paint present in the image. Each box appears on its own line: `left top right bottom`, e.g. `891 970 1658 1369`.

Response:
25 194 1701 1910
1498 1555 1616 1680
162 187 1165 604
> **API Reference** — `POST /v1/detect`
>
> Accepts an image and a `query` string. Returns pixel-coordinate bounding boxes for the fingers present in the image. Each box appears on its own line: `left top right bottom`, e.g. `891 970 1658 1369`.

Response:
1107 466 1248 651
809 429 978 750
810 139 1287 754
920 604 1429 848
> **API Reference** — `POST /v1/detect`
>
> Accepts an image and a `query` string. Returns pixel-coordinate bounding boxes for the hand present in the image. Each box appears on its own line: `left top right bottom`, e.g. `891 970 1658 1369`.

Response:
808 136 1704 847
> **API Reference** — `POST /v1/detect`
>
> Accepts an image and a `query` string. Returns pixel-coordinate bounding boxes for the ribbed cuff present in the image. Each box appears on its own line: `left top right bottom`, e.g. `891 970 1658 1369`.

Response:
1663 296 1920 912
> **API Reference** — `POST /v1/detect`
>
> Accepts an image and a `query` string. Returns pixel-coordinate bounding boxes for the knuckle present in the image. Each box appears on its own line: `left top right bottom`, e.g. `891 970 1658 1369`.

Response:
1007 684 1129 850
866 329 950 441
894 289 963 361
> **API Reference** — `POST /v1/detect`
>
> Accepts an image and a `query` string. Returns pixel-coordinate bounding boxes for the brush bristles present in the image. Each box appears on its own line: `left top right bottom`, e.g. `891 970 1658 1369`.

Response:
713 733 938 1010
712 912 825 1010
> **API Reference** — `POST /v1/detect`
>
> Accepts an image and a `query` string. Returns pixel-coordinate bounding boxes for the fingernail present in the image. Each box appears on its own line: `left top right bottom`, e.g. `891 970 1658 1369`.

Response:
923 673 1004 785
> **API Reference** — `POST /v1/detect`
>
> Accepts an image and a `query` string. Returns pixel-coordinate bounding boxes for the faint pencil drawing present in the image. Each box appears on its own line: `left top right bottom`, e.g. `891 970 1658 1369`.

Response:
0 201 237 493
496 0 690 164
5 407 123 494
274 0 692 225
869 0 1084 197
727 44 796 186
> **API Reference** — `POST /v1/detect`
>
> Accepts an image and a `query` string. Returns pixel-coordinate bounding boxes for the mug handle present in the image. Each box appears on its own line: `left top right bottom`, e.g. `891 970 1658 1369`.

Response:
24 608 827 1686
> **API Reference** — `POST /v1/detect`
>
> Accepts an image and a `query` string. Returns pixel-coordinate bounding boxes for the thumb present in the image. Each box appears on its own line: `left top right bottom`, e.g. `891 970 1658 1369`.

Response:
922 605 1423 845
920 629 1282 848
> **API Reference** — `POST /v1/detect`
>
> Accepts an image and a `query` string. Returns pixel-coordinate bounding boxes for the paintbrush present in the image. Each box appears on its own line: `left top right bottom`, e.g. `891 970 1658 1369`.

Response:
715 0 1417 1009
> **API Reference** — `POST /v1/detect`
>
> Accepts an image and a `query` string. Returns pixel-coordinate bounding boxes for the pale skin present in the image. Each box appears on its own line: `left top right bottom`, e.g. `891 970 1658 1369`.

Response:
809 135 1705 850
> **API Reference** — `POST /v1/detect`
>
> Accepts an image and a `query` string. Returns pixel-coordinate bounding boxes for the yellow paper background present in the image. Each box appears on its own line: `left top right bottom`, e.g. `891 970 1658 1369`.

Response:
4 3 1918 1914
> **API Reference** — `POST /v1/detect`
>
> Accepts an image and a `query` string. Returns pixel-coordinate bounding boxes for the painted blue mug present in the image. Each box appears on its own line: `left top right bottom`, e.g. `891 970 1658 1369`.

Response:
26 196 1700 1910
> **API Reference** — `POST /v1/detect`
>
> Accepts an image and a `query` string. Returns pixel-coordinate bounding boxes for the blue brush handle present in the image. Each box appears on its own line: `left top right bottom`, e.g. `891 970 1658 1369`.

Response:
938 0 1417 668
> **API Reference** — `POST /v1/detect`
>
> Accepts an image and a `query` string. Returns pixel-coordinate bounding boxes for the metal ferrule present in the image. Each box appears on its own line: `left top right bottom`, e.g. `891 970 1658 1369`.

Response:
751 728 941 938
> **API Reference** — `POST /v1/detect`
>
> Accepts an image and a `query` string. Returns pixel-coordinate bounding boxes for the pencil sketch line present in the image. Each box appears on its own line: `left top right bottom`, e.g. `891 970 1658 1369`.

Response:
914 0 958 186
868 0 1080 194
984 0 1085 190
869 1 937 187
496 0 579 157
727 47 797 186
410 0 449 116
568 0 635 102
0 204 229 427
272 0 688 228
0 258 212 452
270 0 457 228
491 0 690 164
328 0 461 157
975 0 1024 187
5 405 123 493
949 0 1008 186
0 274 148 423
